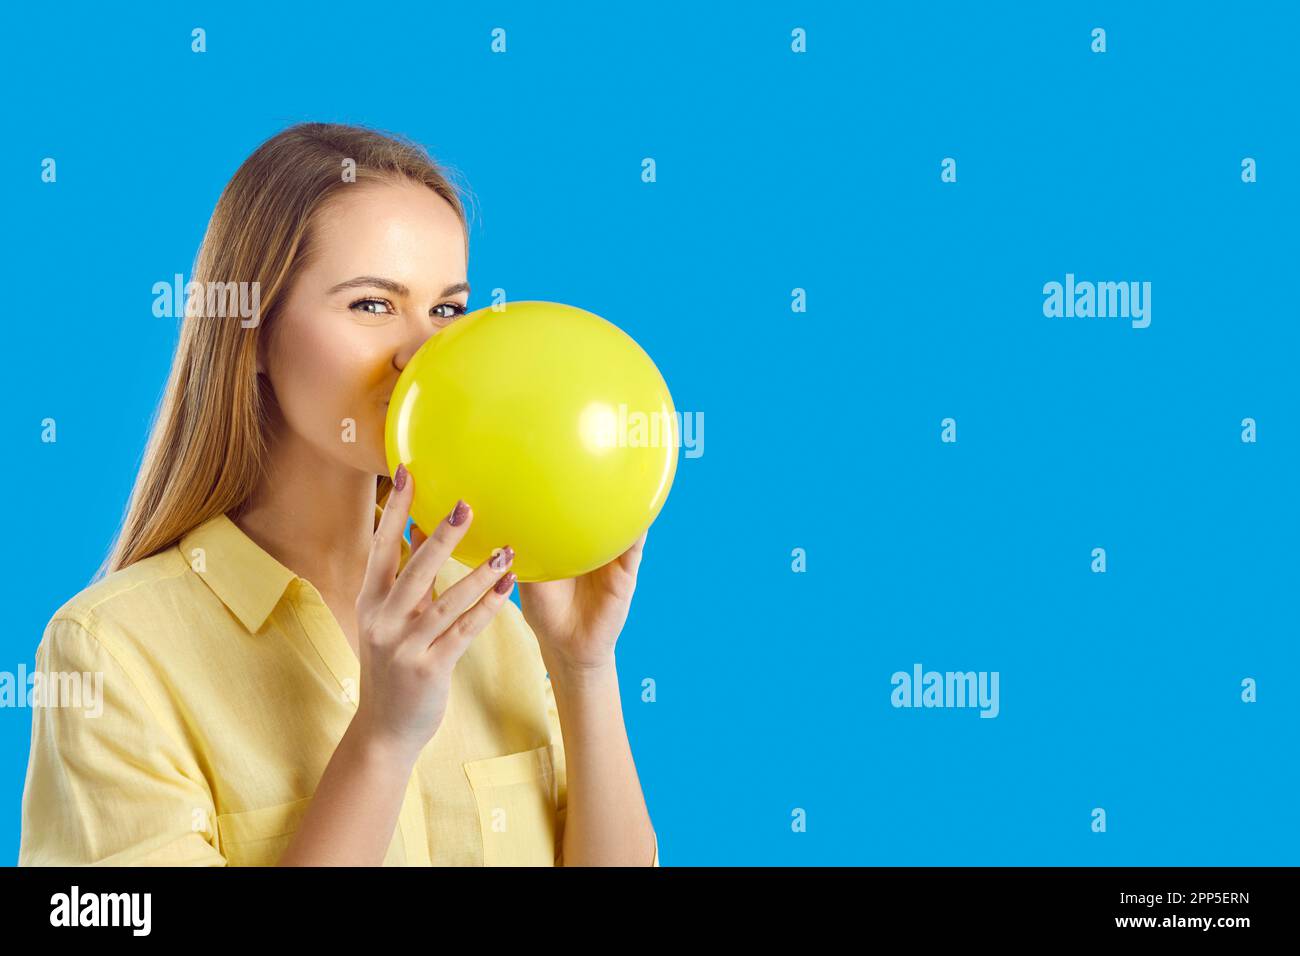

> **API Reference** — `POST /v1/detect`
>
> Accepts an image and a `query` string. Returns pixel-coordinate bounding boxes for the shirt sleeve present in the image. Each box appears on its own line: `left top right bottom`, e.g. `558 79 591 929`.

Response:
18 616 227 866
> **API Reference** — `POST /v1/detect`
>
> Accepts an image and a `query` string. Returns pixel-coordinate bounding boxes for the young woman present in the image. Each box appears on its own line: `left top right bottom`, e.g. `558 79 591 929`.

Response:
18 123 658 866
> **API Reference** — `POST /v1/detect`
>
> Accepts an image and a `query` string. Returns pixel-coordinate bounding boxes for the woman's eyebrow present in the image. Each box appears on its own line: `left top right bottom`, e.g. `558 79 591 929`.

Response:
327 275 409 296
326 276 471 298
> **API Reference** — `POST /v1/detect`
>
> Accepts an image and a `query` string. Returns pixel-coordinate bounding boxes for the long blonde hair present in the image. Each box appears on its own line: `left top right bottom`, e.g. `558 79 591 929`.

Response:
98 122 472 578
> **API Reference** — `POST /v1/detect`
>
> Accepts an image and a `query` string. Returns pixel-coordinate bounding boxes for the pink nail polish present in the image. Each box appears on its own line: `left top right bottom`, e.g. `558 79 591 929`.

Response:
489 546 514 571
447 499 469 526
393 464 408 492
494 572 516 595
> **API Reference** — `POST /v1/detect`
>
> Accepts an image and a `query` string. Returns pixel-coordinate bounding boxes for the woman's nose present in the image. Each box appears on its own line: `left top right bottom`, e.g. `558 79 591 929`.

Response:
392 318 435 372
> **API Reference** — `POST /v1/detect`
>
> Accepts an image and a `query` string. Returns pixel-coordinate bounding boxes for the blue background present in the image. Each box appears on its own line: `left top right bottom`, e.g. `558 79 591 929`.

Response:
2 1 1296 865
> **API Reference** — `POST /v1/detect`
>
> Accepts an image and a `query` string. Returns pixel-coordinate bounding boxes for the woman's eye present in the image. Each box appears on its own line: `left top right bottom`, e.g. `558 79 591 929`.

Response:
350 297 396 316
433 302 468 321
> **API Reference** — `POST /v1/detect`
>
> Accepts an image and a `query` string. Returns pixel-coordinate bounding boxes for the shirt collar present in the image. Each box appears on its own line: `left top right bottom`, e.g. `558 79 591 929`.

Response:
179 504 411 634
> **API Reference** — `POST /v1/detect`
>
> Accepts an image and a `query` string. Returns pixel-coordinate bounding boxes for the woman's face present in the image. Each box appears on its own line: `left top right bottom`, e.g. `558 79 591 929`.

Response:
262 178 469 476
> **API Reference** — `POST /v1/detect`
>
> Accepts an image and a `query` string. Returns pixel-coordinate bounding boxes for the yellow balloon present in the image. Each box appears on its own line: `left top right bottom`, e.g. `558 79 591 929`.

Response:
385 300 678 582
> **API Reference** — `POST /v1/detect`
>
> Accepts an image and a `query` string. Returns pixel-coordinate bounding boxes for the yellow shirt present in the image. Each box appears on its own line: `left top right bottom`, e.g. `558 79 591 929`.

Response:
19 505 658 867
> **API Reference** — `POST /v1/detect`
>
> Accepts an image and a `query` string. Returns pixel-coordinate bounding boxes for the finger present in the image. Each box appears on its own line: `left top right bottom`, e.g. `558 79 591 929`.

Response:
359 464 414 607
413 544 516 640
424 570 517 666
386 497 474 614
409 523 434 599
620 529 649 571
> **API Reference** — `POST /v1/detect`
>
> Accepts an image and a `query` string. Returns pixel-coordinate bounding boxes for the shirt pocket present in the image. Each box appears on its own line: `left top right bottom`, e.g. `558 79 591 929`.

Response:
463 744 561 866
215 796 314 867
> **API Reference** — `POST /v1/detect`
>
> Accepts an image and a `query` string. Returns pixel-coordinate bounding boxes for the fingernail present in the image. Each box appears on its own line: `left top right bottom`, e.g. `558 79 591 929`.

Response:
393 463 408 492
447 499 469 526
489 546 514 571
494 572 516 595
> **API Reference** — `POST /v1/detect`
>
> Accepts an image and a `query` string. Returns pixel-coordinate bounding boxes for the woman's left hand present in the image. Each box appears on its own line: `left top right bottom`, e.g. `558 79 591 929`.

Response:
517 529 649 672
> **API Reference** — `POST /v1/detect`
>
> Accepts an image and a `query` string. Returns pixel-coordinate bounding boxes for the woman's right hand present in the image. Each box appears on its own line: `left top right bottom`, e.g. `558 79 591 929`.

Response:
351 463 517 765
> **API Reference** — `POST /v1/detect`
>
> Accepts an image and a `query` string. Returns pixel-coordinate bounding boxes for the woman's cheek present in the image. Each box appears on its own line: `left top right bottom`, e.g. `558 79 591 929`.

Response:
280 328 392 468
330 347 392 465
